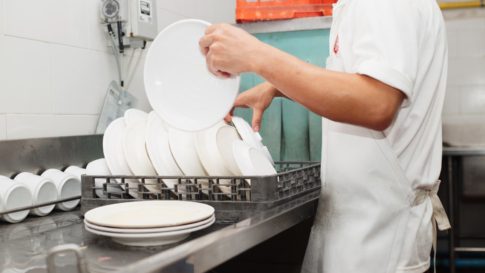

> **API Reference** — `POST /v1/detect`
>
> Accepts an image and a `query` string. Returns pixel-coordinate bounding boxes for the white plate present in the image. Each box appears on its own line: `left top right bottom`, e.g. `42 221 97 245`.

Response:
102 118 139 198
84 200 215 228
195 122 239 194
84 214 215 233
216 125 243 176
232 140 277 177
124 109 148 126
85 216 215 246
232 117 274 165
144 19 240 132
123 120 160 193
168 128 207 176
145 112 184 191
85 158 123 198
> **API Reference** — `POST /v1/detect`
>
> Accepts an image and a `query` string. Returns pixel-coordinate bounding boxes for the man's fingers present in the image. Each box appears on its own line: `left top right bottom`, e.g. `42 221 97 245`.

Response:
206 51 219 76
199 34 215 56
224 111 233 123
252 108 264 132
233 93 251 108
205 24 219 35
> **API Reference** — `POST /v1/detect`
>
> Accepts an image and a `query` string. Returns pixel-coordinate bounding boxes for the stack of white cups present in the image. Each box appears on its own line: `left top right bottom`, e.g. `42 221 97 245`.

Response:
0 165 85 224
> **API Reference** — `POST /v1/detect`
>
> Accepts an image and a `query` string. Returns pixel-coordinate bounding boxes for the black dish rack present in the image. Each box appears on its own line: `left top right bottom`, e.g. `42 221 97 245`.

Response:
81 162 321 222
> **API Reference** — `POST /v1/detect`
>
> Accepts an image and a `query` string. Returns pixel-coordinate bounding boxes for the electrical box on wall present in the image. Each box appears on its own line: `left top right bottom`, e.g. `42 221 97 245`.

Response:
127 0 158 41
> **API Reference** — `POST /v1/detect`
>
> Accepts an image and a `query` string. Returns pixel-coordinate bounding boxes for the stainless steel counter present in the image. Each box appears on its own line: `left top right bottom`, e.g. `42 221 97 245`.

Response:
0 191 319 273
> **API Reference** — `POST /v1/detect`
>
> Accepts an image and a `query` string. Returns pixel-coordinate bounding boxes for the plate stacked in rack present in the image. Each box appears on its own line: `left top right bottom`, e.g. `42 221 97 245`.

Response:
84 201 215 246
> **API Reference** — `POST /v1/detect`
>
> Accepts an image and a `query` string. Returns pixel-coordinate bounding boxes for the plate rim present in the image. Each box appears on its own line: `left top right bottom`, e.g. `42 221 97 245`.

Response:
84 200 215 228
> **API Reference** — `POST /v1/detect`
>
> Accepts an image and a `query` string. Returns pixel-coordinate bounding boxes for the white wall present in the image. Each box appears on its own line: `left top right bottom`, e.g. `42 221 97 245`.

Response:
443 8 485 146
0 0 235 140
2 1 478 144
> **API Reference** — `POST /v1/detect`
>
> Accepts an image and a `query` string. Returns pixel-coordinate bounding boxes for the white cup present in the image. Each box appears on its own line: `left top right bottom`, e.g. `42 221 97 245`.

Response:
64 166 87 182
0 176 32 223
86 158 123 198
41 169 80 211
14 172 58 216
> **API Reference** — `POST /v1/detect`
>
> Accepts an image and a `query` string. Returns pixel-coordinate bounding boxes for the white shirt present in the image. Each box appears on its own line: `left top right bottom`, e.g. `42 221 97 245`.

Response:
328 0 448 189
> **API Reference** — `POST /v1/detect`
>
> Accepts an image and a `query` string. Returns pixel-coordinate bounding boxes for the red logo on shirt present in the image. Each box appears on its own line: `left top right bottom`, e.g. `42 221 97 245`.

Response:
333 35 340 55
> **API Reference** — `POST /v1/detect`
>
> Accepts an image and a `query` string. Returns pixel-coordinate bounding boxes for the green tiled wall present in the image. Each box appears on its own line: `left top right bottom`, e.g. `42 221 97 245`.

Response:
235 29 330 162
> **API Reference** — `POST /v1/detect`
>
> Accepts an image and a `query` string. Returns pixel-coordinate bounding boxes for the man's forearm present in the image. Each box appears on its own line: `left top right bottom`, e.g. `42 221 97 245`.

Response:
253 46 404 131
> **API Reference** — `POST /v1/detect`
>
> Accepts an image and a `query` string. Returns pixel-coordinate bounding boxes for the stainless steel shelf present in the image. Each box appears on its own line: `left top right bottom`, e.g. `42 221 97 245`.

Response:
0 135 103 177
443 146 485 156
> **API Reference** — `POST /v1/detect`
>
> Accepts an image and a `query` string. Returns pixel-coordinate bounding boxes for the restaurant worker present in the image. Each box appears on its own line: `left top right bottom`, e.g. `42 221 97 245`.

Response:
199 0 451 272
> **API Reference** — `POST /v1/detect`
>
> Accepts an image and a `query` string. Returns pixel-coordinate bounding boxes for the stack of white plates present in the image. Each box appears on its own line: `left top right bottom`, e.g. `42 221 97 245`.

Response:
100 19 277 196
84 201 215 246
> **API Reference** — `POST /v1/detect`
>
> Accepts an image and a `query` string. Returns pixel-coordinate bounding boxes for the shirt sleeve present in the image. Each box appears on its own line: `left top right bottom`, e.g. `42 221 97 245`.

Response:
349 0 420 107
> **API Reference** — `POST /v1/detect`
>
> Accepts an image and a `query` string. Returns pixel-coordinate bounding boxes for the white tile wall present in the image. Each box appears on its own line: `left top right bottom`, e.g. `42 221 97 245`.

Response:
0 0 236 140
124 49 151 112
0 36 53 114
458 85 485 114
50 44 116 114
0 0 4 35
85 0 112 52
0 115 6 140
157 8 188 30
5 114 98 140
443 8 485 146
157 0 235 28
443 115 485 146
4 0 88 48
448 57 485 85
443 85 461 115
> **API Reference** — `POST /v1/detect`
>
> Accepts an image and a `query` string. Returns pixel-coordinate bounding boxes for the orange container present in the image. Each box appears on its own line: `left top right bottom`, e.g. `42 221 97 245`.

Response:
236 0 337 23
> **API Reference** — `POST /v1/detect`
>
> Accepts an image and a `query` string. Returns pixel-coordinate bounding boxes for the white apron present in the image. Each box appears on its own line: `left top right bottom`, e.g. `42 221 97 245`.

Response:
301 2 450 272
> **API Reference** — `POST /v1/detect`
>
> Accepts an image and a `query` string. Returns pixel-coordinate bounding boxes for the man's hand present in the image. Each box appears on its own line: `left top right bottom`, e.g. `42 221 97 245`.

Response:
225 82 280 132
199 24 269 77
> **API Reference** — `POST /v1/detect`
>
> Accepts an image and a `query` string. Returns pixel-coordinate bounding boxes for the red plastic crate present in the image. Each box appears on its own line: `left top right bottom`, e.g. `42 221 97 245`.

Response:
236 0 337 23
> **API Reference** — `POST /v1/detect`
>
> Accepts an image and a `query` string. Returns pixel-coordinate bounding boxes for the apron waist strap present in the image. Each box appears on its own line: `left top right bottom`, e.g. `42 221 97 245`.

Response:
414 180 451 273
414 180 451 231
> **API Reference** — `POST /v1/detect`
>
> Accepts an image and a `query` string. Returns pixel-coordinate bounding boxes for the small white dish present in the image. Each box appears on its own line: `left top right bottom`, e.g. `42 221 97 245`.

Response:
124 108 148 127
123 120 160 193
103 117 139 198
41 169 80 211
168 128 207 176
64 166 86 182
84 214 215 234
85 158 123 198
85 216 215 246
232 117 274 164
144 19 240 131
0 176 32 223
145 112 184 191
84 200 215 228
14 172 57 216
232 140 277 177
